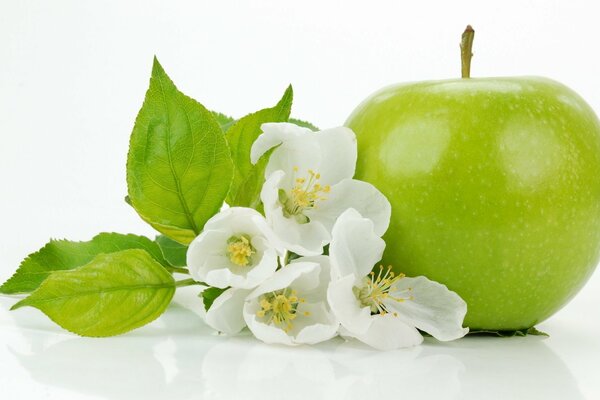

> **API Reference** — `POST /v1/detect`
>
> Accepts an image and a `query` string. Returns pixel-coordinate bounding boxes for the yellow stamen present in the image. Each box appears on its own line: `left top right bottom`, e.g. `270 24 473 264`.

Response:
354 265 412 316
280 168 329 222
256 288 306 332
226 235 255 267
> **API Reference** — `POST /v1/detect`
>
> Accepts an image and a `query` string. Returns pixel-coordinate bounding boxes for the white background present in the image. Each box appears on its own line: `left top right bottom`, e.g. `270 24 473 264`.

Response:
1 1 600 399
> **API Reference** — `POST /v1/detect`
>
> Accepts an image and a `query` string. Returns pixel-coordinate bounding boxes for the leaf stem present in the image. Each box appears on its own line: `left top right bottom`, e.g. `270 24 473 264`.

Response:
460 25 475 78
174 278 202 288
166 266 190 275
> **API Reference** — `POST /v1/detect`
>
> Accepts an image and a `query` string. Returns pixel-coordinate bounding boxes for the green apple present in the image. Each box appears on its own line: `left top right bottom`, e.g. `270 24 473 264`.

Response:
345 27 600 330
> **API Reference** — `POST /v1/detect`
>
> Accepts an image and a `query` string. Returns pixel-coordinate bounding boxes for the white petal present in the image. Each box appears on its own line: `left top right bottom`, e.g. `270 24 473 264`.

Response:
243 305 296 346
284 262 322 293
261 170 330 256
203 248 278 289
250 214 286 255
294 302 339 344
204 288 251 334
266 141 321 188
187 230 230 285
242 248 279 289
347 314 424 351
252 123 320 187
204 268 245 289
248 261 320 299
203 207 263 234
312 127 357 186
306 179 391 236
291 255 330 268
327 274 372 335
260 170 285 213
271 211 330 256
291 255 332 302
328 208 385 280
250 122 314 164
388 276 469 341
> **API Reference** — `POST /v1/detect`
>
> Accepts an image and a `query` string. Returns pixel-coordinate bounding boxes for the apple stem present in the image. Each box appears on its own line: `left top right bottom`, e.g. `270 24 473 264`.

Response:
460 25 475 78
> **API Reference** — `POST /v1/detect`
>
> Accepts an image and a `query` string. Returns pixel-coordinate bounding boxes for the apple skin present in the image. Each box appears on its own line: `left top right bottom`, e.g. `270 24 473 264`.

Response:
346 77 600 330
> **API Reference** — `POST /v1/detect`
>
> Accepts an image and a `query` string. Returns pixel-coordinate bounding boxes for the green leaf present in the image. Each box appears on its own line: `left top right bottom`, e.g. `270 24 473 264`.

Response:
155 235 188 267
284 250 302 264
467 326 549 337
201 286 227 311
127 57 234 244
211 111 235 132
0 233 168 295
213 113 317 134
11 249 175 337
523 326 549 336
289 117 319 131
226 85 293 208
228 148 275 210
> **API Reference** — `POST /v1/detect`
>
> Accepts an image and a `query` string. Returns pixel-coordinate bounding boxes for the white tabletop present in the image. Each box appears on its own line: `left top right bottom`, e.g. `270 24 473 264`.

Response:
2 277 599 400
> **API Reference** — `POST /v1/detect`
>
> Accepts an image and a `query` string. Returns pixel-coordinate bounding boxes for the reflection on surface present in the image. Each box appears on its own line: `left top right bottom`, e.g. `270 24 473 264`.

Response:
7 303 215 399
203 340 464 400
423 336 585 400
5 298 584 400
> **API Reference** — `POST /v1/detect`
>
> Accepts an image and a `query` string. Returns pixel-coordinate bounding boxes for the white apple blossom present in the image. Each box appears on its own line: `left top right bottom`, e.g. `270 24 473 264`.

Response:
251 122 391 256
243 256 339 345
187 207 282 290
327 208 469 350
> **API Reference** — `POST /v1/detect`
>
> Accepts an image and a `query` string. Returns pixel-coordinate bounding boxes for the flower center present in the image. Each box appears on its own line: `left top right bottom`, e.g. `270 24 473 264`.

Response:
279 168 330 223
353 265 413 316
256 288 308 332
226 235 255 267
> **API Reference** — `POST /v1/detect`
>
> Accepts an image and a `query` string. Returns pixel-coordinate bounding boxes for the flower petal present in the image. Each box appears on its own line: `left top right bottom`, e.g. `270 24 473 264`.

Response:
305 179 391 236
251 123 320 188
312 126 357 186
271 212 330 256
388 276 469 341
243 306 296 346
261 170 330 256
294 302 339 344
250 215 286 255
204 288 251 334
260 169 285 212
242 248 279 289
204 268 245 289
291 255 331 302
204 207 265 234
327 274 372 335
250 122 314 164
247 261 320 299
346 314 424 351
187 230 231 285
328 208 385 279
